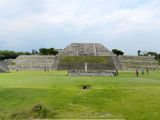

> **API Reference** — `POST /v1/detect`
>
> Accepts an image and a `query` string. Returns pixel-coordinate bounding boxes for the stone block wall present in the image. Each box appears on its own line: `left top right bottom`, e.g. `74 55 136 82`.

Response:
118 55 159 70
0 61 9 72
15 55 60 70
68 70 115 76
61 43 111 56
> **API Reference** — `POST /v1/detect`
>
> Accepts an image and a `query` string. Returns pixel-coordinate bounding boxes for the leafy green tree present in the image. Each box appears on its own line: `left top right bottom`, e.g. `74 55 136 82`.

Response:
0 50 32 60
112 49 124 56
146 52 158 57
137 50 141 56
39 48 48 55
32 49 38 55
39 48 58 55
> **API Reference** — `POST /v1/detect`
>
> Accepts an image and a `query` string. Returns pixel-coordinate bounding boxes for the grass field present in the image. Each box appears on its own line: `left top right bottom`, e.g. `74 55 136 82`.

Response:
0 70 160 119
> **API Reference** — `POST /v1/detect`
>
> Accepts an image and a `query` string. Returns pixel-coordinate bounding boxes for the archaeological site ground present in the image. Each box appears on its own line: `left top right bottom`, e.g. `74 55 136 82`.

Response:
0 43 160 119
0 71 160 119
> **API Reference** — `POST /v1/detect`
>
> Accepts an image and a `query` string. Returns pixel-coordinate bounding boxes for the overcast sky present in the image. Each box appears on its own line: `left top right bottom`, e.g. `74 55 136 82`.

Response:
0 0 160 55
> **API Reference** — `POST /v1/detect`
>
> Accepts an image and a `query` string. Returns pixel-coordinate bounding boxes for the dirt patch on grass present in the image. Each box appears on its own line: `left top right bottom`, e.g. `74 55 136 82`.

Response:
9 104 57 119
80 85 91 90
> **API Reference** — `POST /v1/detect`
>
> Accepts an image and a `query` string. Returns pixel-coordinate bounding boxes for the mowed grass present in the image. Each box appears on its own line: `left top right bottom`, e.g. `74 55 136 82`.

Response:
0 71 160 119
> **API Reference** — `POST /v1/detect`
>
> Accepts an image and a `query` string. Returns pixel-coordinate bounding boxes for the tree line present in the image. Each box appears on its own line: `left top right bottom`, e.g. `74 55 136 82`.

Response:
0 48 58 60
137 50 160 64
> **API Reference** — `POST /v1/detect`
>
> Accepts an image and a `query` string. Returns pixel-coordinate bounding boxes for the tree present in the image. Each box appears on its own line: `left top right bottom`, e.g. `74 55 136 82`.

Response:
39 48 58 55
112 49 124 56
0 55 5 60
39 48 48 55
146 52 158 57
31 49 38 55
0 50 32 60
0 50 18 59
137 50 141 56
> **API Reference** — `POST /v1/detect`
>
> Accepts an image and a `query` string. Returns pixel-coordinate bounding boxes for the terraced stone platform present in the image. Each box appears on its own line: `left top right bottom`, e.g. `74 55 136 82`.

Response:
58 43 116 71
118 56 159 70
61 43 112 56
0 61 9 73
13 43 159 72
15 55 60 70
58 56 116 70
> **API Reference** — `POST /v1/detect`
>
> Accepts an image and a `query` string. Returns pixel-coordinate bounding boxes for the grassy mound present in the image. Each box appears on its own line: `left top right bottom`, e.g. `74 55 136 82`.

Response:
60 56 108 63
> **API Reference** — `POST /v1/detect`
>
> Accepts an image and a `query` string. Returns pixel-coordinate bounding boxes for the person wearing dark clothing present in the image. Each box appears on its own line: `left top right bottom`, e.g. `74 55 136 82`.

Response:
146 68 149 75
136 69 139 77
142 69 144 75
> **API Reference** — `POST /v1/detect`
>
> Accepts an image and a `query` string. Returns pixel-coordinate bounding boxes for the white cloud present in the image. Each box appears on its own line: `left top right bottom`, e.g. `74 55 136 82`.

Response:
0 0 160 54
1 0 160 32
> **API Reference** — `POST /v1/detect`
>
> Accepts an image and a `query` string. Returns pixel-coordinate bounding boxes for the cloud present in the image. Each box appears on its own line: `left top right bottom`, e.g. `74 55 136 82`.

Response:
0 0 160 54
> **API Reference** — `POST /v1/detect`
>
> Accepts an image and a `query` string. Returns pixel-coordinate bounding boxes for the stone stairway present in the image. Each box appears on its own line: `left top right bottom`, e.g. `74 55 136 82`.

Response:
52 56 60 70
112 55 123 70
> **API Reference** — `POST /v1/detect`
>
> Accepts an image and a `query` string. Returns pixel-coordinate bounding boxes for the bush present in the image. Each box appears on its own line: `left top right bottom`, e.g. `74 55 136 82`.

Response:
39 48 58 55
112 49 124 56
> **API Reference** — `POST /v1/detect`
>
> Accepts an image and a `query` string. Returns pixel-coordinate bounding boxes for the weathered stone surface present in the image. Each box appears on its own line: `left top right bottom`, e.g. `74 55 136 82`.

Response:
61 43 113 56
58 43 117 72
58 62 116 70
118 55 159 70
15 55 60 70
0 61 9 73
13 43 159 72
68 70 115 76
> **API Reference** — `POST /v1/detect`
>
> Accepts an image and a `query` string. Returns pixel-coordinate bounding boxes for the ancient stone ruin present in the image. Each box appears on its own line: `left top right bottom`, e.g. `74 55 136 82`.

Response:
0 61 9 73
59 43 117 76
12 43 159 74
118 55 159 70
15 55 60 70
61 43 112 56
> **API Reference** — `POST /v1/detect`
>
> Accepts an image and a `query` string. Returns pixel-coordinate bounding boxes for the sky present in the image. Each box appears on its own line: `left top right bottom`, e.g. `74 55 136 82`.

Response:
0 0 160 55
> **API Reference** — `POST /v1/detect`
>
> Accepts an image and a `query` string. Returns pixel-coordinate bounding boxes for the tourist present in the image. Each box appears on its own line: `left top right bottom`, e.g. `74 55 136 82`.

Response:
146 68 149 75
136 68 139 77
141 69 144 75
44 67 46 72
116 70 119 76
16 68 19 72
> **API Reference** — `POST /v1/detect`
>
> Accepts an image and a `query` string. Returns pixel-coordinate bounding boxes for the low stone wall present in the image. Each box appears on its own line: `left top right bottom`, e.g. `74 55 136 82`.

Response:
68 70 116 76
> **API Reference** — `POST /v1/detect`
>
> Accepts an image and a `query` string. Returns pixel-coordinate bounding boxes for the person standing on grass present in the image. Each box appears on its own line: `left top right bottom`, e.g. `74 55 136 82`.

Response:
116 70 119 76
136 68 139 77
44 67 47 72
142 69 144 75
146 68 149 75
16 68 19 72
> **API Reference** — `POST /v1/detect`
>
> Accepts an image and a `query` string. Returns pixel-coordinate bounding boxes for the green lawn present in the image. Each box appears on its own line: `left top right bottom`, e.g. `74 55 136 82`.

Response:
0 71 160 119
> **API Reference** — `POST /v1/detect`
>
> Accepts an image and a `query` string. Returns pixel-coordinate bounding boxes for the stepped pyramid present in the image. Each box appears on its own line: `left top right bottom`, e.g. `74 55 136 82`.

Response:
61 43 113 56
59 43 117 71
